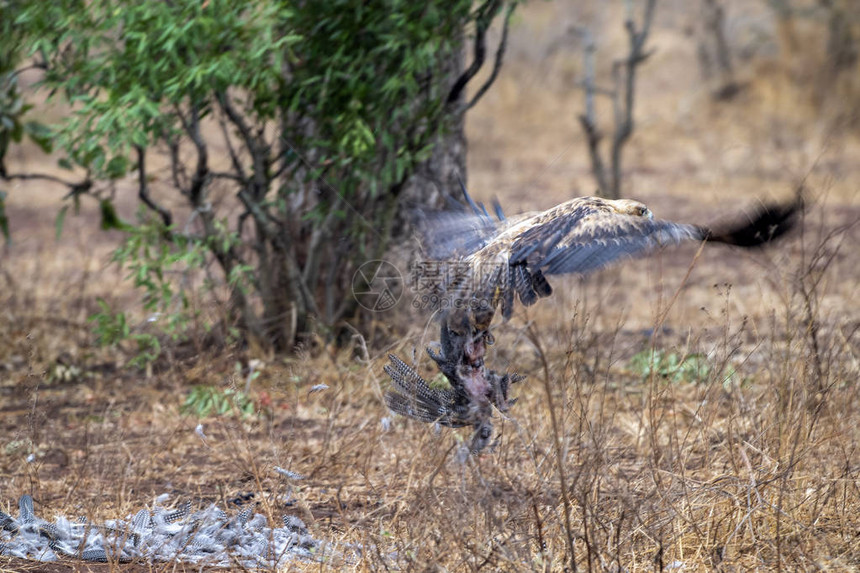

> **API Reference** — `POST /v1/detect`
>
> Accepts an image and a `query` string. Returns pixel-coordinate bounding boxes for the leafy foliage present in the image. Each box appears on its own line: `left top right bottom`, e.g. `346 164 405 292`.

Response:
182 385 256 419
5 0 509 352
16 0 470 190
89 298 162 368
629 348 742 388
629 349 711 384
0 0 56 244
0 4 54 173
112 213 207 333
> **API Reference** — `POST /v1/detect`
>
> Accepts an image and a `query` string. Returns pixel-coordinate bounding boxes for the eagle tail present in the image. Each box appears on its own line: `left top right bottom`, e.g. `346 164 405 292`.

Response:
706 192 803 247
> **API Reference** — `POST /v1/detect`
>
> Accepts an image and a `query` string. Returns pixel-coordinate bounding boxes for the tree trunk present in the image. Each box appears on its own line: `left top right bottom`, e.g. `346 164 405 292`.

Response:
824 0 857 74
398 40 468 222
396 118 468 226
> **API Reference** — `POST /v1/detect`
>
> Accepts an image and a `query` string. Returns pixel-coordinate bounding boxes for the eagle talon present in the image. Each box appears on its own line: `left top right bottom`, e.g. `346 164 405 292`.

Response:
426 346 445 363
470 421 494 453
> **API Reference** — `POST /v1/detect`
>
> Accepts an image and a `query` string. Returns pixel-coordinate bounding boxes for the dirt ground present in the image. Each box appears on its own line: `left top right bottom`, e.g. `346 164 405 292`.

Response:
2 1 859 571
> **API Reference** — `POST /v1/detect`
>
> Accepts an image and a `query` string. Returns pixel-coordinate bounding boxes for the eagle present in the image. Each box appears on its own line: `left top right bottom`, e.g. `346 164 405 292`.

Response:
385 189 802 452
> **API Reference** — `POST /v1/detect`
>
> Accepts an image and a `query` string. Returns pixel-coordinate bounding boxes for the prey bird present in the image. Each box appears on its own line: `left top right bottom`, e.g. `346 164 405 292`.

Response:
385 187 802 451
384 353 524 452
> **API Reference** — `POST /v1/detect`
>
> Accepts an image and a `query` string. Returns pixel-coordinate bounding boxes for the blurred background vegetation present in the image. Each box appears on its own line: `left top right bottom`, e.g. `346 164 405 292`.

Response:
1 0 514 356
1 0 857 365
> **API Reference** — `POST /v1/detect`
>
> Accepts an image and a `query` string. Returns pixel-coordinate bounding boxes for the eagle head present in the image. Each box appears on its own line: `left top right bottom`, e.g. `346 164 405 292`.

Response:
609 199 653 219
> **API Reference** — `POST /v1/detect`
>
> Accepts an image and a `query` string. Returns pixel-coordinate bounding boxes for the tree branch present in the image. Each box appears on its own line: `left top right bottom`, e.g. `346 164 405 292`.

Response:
576 0 656 198
578 115 609 195
609 0 656 197
135 146 172 228
1 172 92 193
167 110 192 195
216 109 248 182
217 91 269 201
211 171 245 183
217 91 256 153
581 27 598 123
186 103 210 207
466 2 515 110
237 188 319 320
302 195 342 289
446 0 503 106
576 26 610 194
10 62 48 78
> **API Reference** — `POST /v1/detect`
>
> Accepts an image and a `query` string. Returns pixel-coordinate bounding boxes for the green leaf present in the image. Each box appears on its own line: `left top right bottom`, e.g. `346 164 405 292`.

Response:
9 119 23 143
105 155 129 179
11 0 496 349
0 190 9 245
24 121 53 154
99 199 131 231
55 204 69 240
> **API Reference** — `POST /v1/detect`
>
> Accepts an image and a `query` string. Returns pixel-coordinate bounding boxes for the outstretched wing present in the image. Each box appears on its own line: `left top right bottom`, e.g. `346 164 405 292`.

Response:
508 202 704 276
414 178 513 260
420 193 801 320
452 197 699 317
509 193 803 275
458 195 800 319
417 210 503 260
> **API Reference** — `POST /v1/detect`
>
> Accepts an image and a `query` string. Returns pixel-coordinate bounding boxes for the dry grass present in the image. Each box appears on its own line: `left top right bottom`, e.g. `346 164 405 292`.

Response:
2 1 860 571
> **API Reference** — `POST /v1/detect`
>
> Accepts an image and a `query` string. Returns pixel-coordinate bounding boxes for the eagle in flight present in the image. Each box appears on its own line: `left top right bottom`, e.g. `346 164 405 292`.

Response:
385 188 802 452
